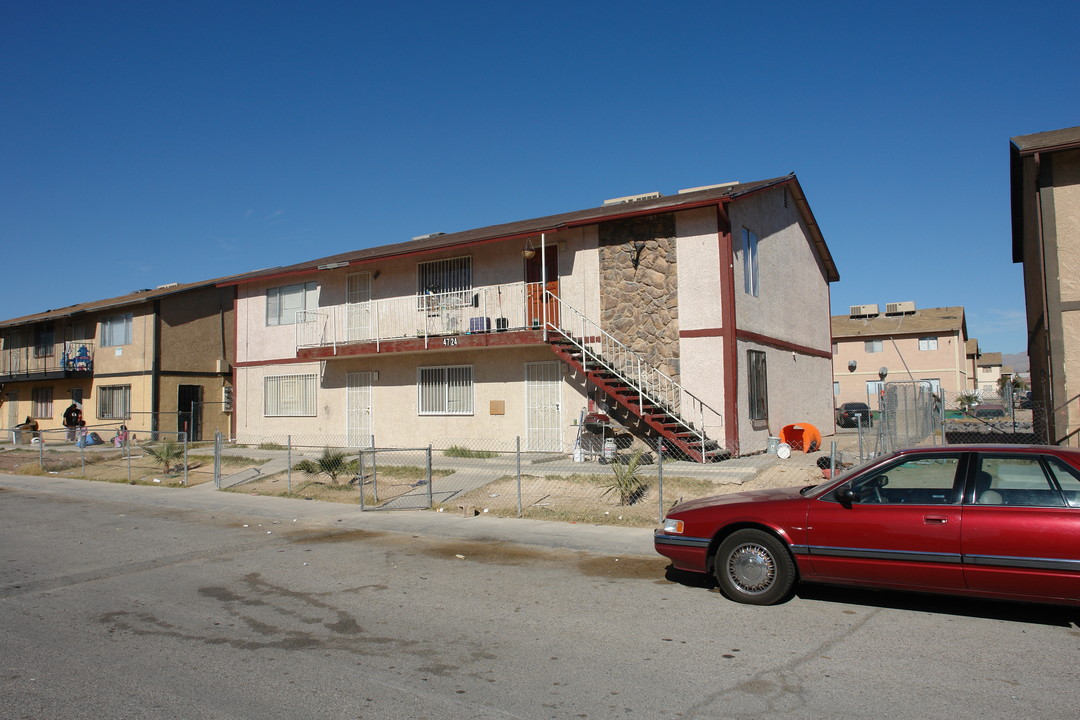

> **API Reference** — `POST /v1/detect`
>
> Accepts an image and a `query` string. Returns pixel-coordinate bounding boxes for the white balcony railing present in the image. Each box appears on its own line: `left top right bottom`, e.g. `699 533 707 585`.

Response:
296 282 546 352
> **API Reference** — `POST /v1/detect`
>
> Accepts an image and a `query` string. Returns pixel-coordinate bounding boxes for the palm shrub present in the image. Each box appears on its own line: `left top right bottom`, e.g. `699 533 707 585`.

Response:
146 440 184 474
956 391 981 413
602 449 649 506
294 447 357 484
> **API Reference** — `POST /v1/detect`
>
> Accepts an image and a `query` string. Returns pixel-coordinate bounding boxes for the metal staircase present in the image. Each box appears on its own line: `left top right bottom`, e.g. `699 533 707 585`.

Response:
541 291 726 463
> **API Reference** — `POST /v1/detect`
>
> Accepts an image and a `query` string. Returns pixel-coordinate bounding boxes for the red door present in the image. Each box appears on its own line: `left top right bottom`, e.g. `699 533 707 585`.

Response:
525 245 559 329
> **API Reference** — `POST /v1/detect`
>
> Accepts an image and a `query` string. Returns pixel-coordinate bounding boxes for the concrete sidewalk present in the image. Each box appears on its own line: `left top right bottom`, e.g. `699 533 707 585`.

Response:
0 472 657 558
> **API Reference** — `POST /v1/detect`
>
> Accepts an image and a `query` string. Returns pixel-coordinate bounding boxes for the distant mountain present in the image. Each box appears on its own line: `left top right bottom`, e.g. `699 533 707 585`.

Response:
1002 352 1029 373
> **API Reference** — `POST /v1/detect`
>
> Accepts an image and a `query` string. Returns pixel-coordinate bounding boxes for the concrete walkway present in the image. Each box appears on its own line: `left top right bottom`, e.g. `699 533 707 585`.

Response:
0 471 655 557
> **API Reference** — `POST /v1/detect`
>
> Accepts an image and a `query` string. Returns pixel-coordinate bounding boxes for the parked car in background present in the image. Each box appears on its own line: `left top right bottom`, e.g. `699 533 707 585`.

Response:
655 444 1080 606
835 402 872 428
974 403 1007 419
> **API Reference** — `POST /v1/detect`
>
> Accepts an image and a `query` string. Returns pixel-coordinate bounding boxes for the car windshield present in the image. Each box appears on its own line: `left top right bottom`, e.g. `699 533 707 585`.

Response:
800 453 888 497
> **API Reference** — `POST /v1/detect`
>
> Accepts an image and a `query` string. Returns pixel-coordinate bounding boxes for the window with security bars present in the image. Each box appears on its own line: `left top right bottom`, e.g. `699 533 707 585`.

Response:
418 257 472 295
747 350 768 421
266 282 318 326
101 313 133 347
417 365 473 415
264 374 317 416
98 385 131 419
918 336 938 351
32 387 53 418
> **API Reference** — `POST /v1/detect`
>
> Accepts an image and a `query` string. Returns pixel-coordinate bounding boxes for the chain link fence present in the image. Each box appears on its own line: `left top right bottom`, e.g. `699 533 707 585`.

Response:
0 422 201 485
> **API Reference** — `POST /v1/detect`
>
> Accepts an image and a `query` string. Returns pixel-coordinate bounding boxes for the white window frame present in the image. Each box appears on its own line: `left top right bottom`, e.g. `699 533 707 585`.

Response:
417 365 474 416
918 336 939 351
101 313 133 348
266 282 318 327
98 385 131 419
264 374 317 417
741 228 759 297
864 339 883 353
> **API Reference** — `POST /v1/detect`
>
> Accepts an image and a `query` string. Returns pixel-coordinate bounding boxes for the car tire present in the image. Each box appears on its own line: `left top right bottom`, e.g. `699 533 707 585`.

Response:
714 529 796 605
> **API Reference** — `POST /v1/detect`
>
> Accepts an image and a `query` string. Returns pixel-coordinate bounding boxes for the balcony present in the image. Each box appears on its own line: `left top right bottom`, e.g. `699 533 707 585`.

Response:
295 282 559 357
1 341 96 381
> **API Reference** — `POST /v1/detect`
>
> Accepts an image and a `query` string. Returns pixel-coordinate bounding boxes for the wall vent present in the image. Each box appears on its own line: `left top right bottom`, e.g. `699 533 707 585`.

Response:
849 304 880 317
222 387 234 413
603 192 662 205
885 301 916 314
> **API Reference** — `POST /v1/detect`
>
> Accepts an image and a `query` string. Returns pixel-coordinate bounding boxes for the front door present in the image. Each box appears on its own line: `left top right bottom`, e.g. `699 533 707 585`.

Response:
177 385 203 441
346 272 373 342
525 244 559 329
806 453 966 590
526 362 561 452
6 392 17 430
346 372 373 448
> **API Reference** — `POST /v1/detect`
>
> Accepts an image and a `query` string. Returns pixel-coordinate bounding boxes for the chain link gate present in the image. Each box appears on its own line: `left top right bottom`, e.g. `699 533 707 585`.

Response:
878 380 937 454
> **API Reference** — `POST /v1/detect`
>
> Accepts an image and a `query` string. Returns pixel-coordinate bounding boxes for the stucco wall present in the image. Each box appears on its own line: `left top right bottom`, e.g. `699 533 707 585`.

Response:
234 347 589 449
833 332 967 407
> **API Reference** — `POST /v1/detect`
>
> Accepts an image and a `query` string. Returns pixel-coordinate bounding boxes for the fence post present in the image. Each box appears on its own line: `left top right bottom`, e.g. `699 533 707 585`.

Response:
856 415 864 462
829 440 837 477
213 431 222 489
126 433 132 484
358 444 365 509
371 435 378 503
80 436 85 476
516 436 522 518
426 445 433 508
38 433 44 469
182 431 189 486
656 436 664 521
287 435 292 495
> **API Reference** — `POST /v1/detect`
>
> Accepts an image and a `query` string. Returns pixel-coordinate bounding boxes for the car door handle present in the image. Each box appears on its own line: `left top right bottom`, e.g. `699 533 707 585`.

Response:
924 515 948 524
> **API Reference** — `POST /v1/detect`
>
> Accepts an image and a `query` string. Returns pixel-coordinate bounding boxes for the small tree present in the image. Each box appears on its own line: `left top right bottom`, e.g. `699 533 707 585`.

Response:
294 447 357 485
997 375 1029 398
146 440 184 474
956 391 981 413
602 449 649 506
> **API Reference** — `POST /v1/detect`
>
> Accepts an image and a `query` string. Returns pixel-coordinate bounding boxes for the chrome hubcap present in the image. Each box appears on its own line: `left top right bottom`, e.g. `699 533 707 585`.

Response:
727 543 775 593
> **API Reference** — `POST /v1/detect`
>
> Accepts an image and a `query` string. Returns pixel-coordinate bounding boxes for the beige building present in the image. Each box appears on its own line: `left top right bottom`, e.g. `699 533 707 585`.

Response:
975 352 1003 395
0 281 235 442
832 304 969 407
226 175 839 457
1011 124 1080 445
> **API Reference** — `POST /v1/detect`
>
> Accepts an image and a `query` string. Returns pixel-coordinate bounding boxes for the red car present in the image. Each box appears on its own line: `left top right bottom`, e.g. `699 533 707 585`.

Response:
655 444 1080 606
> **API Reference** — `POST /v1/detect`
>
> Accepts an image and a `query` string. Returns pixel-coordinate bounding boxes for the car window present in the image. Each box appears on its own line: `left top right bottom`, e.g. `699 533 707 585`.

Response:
847 456 961 505
1044 457 1080 508
973 456 1065 507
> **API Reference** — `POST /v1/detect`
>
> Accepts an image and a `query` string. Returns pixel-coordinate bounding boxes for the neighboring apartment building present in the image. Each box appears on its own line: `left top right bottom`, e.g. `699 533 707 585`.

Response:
224 174 838 458
1011 124 1080 445
975 352 1003 395
832 303 969 407
0 280 235 441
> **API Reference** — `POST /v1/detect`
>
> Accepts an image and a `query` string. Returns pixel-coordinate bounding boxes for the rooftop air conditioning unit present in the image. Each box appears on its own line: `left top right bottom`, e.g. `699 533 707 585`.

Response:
885 301 916 314
849 304 879 317
603 192 663 205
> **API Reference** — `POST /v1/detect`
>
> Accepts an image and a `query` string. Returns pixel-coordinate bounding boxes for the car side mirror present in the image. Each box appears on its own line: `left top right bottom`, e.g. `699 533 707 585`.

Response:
836 486 857 506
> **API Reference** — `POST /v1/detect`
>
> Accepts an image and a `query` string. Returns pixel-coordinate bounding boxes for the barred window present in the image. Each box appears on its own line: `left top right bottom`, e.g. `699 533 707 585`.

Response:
918 336 938 351
417 365 473 415
32 387 53 419
418 257 471 295
267 282 318 326
101 313 133 347
34 324 54 358
98 385 131 419
747 350 768 421
264 374 317 416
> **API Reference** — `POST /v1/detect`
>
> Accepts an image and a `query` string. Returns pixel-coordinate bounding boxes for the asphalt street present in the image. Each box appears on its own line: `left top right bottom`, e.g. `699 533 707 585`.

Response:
2 473 1079 719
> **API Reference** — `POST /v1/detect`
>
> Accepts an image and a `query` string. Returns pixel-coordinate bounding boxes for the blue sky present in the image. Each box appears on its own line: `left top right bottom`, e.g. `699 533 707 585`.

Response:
3 1 1078 356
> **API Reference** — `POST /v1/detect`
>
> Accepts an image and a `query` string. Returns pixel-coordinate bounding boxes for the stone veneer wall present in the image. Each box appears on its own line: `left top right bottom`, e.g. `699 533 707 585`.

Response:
597 214 680 381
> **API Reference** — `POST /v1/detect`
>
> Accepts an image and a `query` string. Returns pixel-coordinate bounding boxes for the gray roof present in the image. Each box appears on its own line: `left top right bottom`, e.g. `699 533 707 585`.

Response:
832 306 967 339
0 275 238 330
220 174 839 286
1010 125 1080 154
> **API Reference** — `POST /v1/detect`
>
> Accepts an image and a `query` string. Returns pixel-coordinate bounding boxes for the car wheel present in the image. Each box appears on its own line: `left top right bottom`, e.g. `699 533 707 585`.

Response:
714 529 796 605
